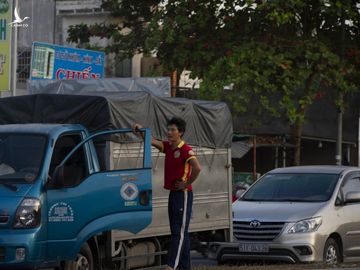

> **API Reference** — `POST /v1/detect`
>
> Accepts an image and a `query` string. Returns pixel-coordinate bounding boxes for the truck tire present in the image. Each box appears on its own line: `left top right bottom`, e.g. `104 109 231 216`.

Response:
323 238 342 265
64 242 94 270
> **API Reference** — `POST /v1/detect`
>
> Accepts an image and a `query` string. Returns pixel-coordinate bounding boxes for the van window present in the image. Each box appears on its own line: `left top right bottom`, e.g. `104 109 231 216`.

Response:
342 176 360 198
242 173 339 202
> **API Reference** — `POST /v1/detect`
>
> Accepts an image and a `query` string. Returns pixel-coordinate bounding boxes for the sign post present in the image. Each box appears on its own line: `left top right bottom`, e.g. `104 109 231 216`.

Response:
0 0 12 91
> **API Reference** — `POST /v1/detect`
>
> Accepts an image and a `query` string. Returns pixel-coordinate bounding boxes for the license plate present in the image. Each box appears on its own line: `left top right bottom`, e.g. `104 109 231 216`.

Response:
239 243 269 253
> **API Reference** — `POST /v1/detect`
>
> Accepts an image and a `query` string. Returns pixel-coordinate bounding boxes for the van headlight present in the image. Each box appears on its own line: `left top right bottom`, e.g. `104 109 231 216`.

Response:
288 217 322 234
13 198 41 229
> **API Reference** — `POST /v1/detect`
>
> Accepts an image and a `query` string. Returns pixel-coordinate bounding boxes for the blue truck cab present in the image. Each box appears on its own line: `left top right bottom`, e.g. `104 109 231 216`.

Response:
0 124 152 269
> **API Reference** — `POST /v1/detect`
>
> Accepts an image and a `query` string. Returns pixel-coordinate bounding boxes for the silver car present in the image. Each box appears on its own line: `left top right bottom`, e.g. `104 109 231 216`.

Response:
212 166 360 264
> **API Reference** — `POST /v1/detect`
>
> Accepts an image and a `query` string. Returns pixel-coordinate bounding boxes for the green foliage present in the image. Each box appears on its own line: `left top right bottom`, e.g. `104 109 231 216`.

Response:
200 40 358 126
199 0 360 132
66 1 360 78
66 0 360 128
0 0 9 13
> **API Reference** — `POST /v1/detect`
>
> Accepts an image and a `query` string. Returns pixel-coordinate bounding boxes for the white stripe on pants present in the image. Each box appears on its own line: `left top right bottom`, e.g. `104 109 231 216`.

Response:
174 190 188 269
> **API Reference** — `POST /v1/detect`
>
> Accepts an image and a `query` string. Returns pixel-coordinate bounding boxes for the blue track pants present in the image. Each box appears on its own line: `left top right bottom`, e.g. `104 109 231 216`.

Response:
167 190 193 270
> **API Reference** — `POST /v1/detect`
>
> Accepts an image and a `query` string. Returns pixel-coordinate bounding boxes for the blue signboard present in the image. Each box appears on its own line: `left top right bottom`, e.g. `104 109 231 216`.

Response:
30 42 105 80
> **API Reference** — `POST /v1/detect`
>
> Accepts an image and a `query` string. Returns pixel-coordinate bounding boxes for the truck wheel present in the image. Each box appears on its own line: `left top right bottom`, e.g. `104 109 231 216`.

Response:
64 242 94 270
323 238 342 265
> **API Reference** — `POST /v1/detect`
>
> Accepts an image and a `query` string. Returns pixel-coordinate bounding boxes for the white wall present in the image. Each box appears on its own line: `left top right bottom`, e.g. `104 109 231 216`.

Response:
18 0 55 48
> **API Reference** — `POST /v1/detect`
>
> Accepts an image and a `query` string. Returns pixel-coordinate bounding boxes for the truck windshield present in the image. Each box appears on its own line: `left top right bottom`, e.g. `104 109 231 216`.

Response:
0 134 47 183
242 173 339 202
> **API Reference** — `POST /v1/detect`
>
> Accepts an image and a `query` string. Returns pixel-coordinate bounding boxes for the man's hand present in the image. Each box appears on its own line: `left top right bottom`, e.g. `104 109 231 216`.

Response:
132 123 143 134
175 180 189 191
133 123 164 152
175 159 201 190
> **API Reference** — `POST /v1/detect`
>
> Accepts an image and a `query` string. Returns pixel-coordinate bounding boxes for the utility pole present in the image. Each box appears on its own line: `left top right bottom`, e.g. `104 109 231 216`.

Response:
336 6 345 166
53 0 56 44
358 115 360 167
336 103 343 165
10 0 18 96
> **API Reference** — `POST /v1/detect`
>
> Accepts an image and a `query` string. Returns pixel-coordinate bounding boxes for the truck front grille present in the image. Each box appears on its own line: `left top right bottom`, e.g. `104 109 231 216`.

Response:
0 215 9 224
233 220 285 241
0 247 5 261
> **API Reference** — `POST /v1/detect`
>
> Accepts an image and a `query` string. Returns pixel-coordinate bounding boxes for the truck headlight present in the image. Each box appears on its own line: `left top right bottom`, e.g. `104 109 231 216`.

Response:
288 217 322 234
13 198 41 229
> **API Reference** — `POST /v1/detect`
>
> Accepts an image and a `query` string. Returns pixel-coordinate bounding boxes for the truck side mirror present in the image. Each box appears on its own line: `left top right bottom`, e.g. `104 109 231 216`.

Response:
47 165 65 189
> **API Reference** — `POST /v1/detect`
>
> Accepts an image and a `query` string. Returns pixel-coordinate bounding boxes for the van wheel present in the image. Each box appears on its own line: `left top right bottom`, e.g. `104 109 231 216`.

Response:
323 238 341 265
63 242 94 270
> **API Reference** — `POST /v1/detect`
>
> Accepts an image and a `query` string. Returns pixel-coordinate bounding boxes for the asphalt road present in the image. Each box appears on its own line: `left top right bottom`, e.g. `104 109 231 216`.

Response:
41 252 360 270
190 251 360 270
191 251 217 267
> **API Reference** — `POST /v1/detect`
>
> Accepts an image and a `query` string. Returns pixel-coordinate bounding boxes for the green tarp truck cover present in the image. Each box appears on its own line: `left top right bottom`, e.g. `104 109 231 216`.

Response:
0 92 232 148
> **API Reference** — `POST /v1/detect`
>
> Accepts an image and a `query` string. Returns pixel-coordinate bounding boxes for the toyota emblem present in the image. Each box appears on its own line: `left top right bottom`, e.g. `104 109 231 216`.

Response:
249 220 261 228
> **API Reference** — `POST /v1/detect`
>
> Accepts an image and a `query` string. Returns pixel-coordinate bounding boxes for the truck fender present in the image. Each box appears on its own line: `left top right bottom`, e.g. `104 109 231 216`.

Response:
66 211 152 260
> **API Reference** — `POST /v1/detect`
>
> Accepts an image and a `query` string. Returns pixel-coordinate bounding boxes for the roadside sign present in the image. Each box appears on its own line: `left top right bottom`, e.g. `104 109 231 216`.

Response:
30 42 105 80
0 0 12 91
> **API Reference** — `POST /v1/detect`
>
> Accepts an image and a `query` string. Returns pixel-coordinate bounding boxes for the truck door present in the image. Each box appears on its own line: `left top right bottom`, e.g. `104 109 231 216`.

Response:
46 129 152 245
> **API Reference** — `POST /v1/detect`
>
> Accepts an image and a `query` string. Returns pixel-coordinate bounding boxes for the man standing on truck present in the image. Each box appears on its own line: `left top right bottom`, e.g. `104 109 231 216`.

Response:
133 117 201 270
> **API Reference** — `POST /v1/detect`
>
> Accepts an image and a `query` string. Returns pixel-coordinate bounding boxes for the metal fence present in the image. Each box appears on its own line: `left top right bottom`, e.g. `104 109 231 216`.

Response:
17 48 31 85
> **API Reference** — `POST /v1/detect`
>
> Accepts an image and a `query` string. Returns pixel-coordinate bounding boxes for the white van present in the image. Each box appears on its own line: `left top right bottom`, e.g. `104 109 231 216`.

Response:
212 166 360 264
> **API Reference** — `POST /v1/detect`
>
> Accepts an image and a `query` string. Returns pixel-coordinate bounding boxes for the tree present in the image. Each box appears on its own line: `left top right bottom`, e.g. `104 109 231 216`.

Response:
67 0 254 75
145 0 250 76
199 0 360 165
200 40 357 165
66 0 360 77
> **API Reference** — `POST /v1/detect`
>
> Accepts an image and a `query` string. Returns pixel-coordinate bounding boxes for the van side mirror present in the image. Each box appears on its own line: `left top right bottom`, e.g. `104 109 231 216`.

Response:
344 191 360 204
46 165 65 189
335 195 344 206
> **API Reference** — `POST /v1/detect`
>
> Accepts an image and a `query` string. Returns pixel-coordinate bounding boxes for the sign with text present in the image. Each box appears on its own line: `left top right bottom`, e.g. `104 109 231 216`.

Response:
31 42 105 80
0 0 12 91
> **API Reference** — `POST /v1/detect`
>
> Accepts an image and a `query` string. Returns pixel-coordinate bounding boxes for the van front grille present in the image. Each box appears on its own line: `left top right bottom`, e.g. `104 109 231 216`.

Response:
233 220 285 241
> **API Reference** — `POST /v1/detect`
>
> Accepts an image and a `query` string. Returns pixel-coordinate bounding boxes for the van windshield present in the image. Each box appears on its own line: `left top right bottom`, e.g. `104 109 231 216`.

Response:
0 134 47 183
242 173 339 202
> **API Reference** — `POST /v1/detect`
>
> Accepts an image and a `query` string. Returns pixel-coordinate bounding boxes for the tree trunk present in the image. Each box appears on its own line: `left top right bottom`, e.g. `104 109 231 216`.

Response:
170 69 178 97
292 121 303 166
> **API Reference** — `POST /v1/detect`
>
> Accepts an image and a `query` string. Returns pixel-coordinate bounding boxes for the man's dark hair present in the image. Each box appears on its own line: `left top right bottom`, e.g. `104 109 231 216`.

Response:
167 117 186 135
